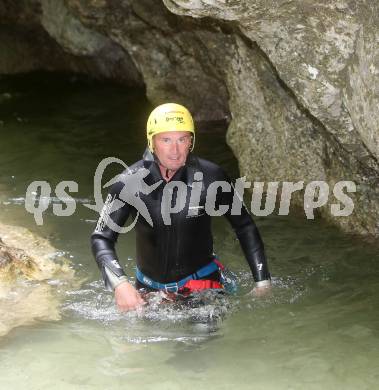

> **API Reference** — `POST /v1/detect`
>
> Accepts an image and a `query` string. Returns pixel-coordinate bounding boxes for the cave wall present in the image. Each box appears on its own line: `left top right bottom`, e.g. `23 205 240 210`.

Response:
0 0 378 235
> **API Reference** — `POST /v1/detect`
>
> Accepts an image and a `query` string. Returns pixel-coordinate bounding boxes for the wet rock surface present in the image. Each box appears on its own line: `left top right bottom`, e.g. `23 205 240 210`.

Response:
0 223 74 337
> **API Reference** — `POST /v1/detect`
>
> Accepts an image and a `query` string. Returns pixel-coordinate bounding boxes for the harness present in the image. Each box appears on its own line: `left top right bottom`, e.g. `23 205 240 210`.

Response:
136 259 224 293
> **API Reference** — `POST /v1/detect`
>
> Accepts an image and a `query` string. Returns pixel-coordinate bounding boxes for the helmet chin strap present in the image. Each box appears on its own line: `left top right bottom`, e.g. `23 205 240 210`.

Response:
165 167 171 179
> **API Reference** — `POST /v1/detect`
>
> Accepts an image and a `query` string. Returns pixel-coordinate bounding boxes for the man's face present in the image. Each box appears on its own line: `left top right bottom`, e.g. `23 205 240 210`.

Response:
153 131 192 171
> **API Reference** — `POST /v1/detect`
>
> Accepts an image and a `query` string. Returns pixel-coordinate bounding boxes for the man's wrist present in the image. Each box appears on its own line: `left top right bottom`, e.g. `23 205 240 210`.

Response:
255 279 271 288
113 276 128 290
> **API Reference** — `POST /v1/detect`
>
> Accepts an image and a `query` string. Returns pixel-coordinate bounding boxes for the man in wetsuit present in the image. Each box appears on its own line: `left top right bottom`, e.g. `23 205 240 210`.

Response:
91 103 271 312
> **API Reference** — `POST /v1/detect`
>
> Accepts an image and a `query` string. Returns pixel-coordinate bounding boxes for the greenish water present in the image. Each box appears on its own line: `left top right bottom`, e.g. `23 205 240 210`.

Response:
0 73 379 390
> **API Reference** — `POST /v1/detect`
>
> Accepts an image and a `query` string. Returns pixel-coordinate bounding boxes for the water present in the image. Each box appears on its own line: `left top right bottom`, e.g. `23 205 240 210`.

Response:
0 73 379 390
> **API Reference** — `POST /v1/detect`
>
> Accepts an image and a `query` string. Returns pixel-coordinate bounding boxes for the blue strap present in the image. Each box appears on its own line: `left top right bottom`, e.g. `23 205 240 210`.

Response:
136 260 219 292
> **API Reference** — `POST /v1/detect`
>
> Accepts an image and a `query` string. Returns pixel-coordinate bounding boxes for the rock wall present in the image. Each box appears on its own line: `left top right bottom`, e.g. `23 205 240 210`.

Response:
0 223 75 337
0 0 143 85
164 0 379 235
0 0 377 235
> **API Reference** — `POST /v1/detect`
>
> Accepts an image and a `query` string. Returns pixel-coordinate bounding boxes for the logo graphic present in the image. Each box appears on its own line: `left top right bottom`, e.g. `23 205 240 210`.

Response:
23 157 357 229
85 157 162 234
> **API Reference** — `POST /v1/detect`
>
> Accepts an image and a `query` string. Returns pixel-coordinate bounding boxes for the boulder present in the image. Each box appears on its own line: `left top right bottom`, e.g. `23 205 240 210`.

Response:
0 223 74 337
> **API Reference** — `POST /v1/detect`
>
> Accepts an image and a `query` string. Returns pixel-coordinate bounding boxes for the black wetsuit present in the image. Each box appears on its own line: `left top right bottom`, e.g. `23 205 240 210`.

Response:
91 150 270 290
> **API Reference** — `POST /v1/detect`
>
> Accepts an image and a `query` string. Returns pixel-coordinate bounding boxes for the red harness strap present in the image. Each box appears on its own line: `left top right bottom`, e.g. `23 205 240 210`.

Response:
179 279 223 294
213 258 225 271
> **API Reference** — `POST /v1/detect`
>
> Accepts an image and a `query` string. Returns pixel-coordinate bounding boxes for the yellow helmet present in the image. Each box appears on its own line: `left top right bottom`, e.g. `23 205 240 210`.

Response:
146 103 195 152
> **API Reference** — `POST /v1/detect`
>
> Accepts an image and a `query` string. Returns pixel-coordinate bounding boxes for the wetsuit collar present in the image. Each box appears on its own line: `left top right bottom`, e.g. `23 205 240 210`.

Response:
142 147 155 161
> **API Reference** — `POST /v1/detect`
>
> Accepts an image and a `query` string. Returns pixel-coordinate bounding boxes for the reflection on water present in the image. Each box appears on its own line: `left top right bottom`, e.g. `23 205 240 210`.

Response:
0 73 379 390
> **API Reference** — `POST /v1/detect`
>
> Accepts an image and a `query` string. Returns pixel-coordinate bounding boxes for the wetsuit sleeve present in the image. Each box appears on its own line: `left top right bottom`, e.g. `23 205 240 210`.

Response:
216 170 271 283
90 178 131 291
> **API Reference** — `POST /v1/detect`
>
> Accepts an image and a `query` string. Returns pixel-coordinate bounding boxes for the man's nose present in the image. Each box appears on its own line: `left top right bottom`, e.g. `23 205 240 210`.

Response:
170 141 179 154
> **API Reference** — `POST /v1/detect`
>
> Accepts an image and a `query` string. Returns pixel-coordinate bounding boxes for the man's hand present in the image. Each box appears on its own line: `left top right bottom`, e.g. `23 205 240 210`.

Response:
252 285 272 297
251 279 272 297
114 281 145 312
